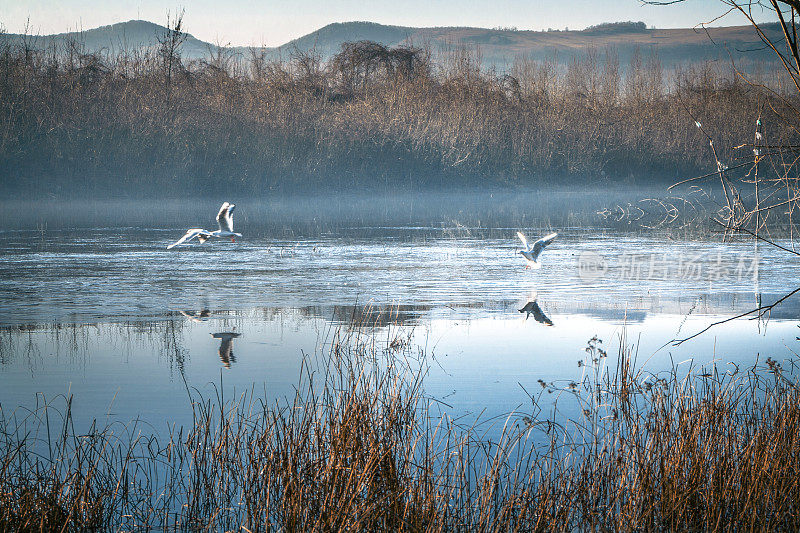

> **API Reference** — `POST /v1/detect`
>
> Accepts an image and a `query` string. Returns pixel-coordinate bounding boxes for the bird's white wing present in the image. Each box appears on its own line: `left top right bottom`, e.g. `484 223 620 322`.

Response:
225 203 236 232
167 228 209 249
216 202 235 232
516 231 529 250
530 232 558 261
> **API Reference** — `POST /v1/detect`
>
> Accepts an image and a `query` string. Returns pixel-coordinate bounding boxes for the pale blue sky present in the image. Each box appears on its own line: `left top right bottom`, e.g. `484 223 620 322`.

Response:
0 0 777 47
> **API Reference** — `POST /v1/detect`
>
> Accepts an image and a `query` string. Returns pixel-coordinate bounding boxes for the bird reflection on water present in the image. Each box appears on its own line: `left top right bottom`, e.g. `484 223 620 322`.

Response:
519 301 554 326
211 332 241 368
179 309 211 323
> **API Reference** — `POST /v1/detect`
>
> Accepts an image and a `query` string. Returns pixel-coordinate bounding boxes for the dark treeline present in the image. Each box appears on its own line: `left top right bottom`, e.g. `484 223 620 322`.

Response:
0 25 797 197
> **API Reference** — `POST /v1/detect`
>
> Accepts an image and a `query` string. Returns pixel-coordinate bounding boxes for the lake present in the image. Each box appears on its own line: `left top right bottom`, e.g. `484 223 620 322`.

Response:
1 191 798 442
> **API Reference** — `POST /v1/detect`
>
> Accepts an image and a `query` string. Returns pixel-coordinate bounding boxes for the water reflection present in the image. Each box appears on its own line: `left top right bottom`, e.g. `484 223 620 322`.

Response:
180 309 211 323
519 301 554 326
212 331 241 368
1 302 798 443
301 304 430 327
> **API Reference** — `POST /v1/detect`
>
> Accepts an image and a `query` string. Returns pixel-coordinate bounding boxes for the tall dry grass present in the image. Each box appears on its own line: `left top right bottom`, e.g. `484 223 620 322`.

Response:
1 27 797 197
1 323 800 530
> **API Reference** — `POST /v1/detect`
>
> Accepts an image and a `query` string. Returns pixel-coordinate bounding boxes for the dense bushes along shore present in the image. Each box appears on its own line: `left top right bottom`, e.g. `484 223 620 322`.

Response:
1 29 795 196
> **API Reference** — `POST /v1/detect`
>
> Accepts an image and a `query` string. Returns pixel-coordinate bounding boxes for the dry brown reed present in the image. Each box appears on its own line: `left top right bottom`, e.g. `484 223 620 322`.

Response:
1 25 796 197
1 323 800 531
639 3 800 238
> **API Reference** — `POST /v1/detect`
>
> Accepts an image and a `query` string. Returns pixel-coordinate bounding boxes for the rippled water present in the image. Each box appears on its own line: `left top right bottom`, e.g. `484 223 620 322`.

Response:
1 196 799 437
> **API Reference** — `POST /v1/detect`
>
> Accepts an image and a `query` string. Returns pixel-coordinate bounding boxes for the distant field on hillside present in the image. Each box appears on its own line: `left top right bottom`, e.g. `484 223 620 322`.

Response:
0 19 783 69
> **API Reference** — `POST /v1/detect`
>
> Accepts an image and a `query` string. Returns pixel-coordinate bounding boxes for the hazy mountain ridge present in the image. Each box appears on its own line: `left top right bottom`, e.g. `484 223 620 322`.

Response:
0 19 215 59
0 19 782 69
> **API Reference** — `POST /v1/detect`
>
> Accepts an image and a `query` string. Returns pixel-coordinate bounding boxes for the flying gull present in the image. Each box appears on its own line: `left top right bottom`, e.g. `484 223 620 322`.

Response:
516 231 557 268
167 202 242 249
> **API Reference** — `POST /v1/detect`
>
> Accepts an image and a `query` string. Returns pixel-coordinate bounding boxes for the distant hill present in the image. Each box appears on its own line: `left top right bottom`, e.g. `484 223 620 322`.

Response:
260 21 415 59
0 19 784 69
0 20 215 59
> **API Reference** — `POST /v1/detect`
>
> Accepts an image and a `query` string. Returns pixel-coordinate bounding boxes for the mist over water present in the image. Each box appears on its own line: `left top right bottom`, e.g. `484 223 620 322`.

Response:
1 187 797 441
1 185 683 232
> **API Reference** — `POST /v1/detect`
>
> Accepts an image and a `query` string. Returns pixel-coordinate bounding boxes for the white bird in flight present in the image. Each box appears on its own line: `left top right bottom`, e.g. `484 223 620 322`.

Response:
167 202 242 249
516 231 557 268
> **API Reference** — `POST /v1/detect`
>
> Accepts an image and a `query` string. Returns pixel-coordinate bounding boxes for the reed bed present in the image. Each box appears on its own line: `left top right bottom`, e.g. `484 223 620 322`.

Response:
1 323 799 531
1 25 798 197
